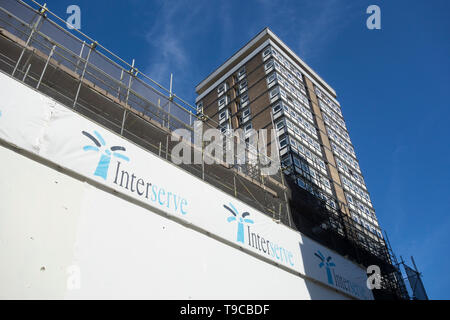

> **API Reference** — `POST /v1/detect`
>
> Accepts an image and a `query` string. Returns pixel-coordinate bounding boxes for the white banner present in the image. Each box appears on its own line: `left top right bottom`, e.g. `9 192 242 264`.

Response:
0 72 373 299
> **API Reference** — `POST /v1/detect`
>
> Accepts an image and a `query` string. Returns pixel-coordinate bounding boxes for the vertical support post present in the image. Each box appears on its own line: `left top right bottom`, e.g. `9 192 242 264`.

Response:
279 165 292 227
22 64 31 82
278 203 282 222
158 141 162 157
20 50 33 74
120 111 127 136
169 73 173 97
167 73 173 129
165 134 169 160
12 3 46 77
36 44 55 89
158 98 162 126
74 41 85 75
233 173 237 197
121 59 135 135
269 110 291 226
201 140 205 180
73 42 95 109
118 69 124 99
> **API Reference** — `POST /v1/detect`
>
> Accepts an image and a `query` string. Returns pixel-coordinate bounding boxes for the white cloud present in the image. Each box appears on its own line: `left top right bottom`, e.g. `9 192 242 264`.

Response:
144 1 207 90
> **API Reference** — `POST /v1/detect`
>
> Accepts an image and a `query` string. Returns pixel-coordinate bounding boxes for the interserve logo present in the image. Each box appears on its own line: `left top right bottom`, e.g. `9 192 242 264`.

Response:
315 250 336 285
223 202 254 243
82 130 129 180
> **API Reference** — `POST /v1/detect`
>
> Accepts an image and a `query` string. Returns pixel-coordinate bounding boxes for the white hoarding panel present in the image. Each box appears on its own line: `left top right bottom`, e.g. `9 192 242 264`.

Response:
0 71 373 299
0 145 346 299
0 72 56 153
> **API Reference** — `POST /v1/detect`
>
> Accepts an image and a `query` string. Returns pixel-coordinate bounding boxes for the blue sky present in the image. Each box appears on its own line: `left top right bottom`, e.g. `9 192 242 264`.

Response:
46 0 449 299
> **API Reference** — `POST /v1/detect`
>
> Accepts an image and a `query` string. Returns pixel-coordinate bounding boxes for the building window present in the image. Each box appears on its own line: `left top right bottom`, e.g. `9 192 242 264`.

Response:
219 110 228 120
239 80 248 92
358 203 365 212
220 122 231 134
270 88 279 99
263 47 272 57
272 103 282 114
244 123 253 133
267 73 277 84
240 108 251 125
265 60 274 71
238 67 246 78
286 120 293 129
279 136 287 148
282 157 292 168
322 177 331 188
289 109 296 118
276 120 285 131
346 194 353 204
218 95 228 109
217 82 227 96
290 138 297 148
318 159 326 169
297 178 306 189
328 200 336 209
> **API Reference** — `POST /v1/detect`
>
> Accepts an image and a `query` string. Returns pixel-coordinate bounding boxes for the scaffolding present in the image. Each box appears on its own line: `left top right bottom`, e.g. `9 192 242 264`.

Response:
400 256 428 300
0 0 289 218
0 0 409 299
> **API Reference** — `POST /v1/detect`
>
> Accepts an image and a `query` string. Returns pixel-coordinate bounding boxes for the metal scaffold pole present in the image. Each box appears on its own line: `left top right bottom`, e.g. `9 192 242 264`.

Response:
73 41 95 109
36 44 55 89
12 2 46 77
168 73 173 130
121 59 136 135
22 63 31 81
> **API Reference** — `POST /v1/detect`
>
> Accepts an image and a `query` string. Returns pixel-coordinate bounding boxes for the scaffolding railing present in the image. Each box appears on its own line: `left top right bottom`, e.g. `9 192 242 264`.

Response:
0 0 289 222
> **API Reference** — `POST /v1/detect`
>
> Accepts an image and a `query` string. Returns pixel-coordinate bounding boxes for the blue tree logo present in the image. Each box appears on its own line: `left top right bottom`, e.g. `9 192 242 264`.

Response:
223 203 254 243
82 130 129 180
315 250 336 285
